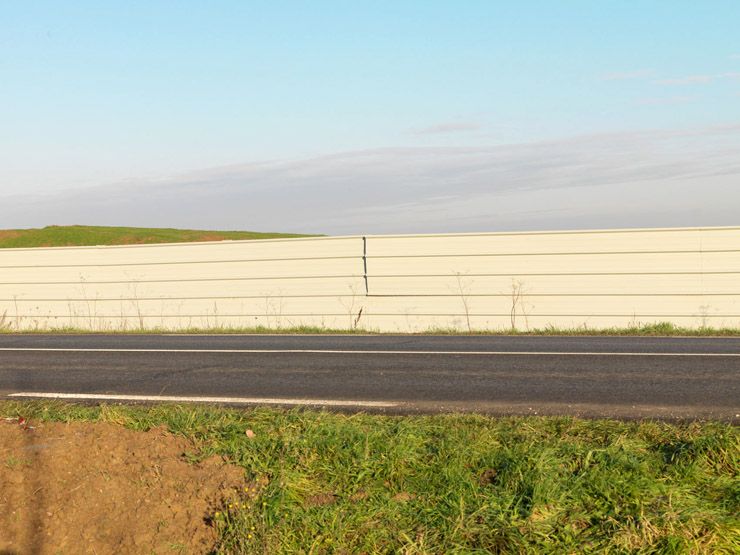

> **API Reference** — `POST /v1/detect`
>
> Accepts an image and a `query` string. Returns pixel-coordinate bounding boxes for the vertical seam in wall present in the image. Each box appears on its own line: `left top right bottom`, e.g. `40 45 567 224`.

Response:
699 233 706 326
362 236 369 295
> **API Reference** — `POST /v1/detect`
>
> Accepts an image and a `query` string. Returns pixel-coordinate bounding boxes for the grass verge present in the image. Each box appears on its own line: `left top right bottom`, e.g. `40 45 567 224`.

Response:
2 401 738 553
0 225 315 248
2 322 739 336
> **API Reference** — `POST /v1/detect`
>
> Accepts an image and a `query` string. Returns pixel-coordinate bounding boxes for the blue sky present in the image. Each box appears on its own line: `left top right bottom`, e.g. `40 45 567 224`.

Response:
1 1 739 232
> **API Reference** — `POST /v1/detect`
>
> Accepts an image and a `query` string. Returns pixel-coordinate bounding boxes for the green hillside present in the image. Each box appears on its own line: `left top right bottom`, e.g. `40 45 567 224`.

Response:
0 225 316 248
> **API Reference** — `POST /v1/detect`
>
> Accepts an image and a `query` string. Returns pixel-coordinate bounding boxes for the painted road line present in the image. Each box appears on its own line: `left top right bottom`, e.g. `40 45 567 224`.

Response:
0 347 738 356
7 392 398 408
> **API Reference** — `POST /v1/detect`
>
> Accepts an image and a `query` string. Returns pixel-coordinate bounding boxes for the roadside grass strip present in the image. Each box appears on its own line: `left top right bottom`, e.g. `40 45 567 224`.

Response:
2 322 740 337
1 401 738 553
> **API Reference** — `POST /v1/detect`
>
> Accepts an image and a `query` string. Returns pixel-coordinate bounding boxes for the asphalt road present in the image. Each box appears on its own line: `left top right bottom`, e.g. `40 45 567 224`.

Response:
0 334 738 419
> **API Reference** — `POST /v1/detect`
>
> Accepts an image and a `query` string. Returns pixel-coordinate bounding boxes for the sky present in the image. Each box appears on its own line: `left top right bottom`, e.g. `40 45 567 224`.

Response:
1 1 739 234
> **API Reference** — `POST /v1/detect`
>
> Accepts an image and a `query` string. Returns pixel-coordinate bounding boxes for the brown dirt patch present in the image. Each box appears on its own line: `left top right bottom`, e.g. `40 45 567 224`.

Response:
479 468 498 486
305 492 337 507
0 420 245 554
348 490 368 502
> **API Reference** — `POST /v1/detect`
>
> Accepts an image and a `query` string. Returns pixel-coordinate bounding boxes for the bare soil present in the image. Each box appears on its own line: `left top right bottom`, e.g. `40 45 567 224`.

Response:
0 420 245 554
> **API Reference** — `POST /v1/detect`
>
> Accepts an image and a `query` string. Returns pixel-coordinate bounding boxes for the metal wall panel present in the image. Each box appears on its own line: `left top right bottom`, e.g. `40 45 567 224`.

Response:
367 252 739 277
1 226 737 331
367 227 740 256
0 277 368 300
0 258 362 284
367 274 740 296
0 236 361 266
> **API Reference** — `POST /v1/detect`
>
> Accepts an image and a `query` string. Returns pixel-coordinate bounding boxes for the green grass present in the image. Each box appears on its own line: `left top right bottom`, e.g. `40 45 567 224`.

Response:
430 321 740 337
2 322 739 337
3 401 738 553
0 225 316 248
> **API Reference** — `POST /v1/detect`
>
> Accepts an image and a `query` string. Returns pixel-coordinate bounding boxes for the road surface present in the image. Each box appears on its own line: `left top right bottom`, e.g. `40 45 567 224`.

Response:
0 334 738 419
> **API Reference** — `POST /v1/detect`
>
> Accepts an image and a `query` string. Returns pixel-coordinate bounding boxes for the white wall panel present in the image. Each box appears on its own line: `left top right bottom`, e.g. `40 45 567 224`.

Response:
367 252 740 277
368 274 740 296
1 226 738 332
0 236 362 266
0 259 361 284
367 227 739 256
0 277 367 300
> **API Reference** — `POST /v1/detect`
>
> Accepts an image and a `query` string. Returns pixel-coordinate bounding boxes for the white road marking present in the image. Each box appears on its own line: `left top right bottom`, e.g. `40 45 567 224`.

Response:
0 347 737 357
7 392 397 407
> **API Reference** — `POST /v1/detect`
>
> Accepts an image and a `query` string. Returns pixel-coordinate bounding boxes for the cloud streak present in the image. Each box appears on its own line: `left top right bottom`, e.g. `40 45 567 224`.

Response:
1 124 739 235
635 95 697 106
412 122 482 135
599 69 653 81
654 72 740 86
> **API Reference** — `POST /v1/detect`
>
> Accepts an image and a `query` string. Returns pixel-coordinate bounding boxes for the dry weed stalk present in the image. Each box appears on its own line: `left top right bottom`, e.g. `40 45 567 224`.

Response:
510 279 530 331
455 272 472 333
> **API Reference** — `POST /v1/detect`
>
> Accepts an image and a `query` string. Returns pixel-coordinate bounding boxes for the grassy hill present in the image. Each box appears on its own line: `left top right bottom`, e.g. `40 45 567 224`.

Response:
0 225 316 248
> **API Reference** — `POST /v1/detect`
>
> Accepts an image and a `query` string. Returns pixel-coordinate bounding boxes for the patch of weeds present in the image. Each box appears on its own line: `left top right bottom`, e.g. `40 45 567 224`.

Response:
4 455 31 469
3 320 739 336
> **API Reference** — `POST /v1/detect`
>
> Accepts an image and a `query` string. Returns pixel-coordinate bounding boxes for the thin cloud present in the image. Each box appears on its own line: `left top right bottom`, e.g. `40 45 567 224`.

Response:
654 71 740 86
412 122 482 135
599 69 653 81
654 74 714 85
636 95 697 106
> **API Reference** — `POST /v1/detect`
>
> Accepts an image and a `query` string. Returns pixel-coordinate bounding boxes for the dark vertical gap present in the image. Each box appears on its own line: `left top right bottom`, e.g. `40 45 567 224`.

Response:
362 236 369 295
